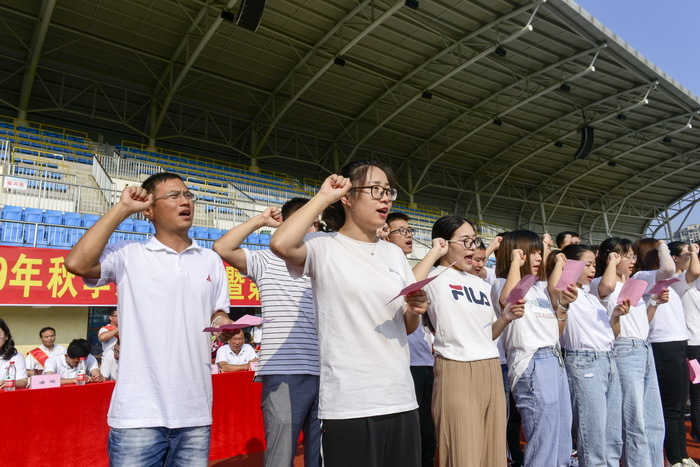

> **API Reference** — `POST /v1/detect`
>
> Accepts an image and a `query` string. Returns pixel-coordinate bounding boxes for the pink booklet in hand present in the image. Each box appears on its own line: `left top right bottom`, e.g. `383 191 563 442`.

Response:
504 274 538 304
647 278 680 295
616 278 647 305
203 314 272 333
554 260 585 291
387 262 456 304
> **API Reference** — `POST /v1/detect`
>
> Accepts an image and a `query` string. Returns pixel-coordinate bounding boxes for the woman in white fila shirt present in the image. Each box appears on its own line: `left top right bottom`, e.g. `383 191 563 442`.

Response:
413 216 524 467
271 160 428 467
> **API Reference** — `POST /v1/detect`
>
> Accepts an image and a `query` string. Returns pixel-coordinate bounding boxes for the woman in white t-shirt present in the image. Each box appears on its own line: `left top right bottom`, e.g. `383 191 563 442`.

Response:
667 241 700 443
413 216 524 467
558 244 630 467
591 237 666 467
0 319 28 390
632 238 693 467
492 230 576 467
271 160 428 467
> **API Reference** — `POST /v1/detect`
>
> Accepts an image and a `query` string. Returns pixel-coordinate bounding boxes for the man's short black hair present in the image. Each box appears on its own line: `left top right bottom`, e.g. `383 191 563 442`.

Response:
281 198 310 220
39 326 56 337
66 338 91 359
386 212 410 225
555 231 580 248
141 172 184 195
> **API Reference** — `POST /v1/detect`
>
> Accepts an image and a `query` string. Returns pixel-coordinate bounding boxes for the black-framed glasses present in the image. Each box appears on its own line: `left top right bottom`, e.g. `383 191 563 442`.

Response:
350 185 398 201
447 236 482 249
389 227 414 237
153 191 197 202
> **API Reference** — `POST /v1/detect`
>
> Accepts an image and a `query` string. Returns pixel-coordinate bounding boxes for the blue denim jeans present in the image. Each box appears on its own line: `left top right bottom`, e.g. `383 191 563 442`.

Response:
108 425 210 467
565 349 622 467
262 374 320 467
512 347 572 467
614 339 665 467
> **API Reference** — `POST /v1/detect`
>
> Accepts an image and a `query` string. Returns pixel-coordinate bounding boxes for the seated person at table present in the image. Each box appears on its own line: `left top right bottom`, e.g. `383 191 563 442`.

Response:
0 319 28 389
215 329 258 372
100 340 120 381
44 338 103 385
25 326 66 376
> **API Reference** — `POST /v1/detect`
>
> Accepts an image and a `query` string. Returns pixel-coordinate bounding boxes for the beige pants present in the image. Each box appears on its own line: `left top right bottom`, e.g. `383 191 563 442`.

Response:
433 356 506 467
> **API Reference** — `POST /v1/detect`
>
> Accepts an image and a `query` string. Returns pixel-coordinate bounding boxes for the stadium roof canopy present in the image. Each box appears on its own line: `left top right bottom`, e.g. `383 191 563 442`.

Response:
1 0 699 240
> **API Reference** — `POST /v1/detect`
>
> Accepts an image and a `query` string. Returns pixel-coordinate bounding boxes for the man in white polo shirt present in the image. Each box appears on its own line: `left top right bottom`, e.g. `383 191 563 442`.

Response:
65 172 231 466
215 329 258 372
25 326 66 376
44 338 102 385
213 199 320 467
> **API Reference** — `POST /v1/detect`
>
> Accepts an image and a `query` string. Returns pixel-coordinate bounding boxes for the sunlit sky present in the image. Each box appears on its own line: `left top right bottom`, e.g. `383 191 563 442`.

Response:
572 0 700 234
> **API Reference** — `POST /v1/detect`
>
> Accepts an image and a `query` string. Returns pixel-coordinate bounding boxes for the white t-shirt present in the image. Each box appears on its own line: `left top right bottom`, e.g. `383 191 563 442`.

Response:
84 238 230 429
590 277 649 340
100 348 119 381
243 249 318 376
289 231 418 420
484 267 497 286
1 352 28 382
633 270 689 343
560 288 615 351
491 279 559 389
425 266 499 362
215 343 257 365
44 354 99 378
670 272 700 346
99 326 118 353
25 344 66 371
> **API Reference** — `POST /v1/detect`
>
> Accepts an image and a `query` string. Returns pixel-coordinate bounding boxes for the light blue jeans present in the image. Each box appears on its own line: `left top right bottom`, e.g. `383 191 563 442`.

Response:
261 374 320 467
565 349 622 467
614 339 665 467
512 347 572 467
108 425 210 467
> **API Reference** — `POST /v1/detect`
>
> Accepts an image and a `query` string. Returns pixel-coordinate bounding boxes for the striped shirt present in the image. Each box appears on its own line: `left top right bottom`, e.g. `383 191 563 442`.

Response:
244 249 319 376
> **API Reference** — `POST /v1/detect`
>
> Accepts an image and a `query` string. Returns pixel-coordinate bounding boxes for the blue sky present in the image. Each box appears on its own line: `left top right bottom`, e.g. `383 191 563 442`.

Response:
572 0 700 233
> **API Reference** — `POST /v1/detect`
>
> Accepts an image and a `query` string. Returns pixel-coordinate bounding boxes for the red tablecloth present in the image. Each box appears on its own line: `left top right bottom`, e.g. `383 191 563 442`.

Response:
0 371 264 466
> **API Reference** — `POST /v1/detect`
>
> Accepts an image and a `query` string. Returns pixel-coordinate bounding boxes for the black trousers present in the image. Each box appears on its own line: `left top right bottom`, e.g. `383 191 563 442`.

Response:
410 365 436 467
321 409 420 467
652 340 689 464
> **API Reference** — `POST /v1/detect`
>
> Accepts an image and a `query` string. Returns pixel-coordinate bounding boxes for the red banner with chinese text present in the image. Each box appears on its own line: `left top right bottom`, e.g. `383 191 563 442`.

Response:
0 246 260 307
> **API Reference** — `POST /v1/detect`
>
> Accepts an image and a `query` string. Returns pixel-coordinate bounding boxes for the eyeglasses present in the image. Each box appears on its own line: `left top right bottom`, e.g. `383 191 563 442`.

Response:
447 237 482 249
389 227 414 237
622 254 637 262
153 191 197 202
350 185 398 201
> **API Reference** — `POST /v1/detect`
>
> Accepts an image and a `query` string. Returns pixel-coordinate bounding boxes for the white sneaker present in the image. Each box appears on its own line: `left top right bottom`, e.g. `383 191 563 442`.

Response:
683 459 700 467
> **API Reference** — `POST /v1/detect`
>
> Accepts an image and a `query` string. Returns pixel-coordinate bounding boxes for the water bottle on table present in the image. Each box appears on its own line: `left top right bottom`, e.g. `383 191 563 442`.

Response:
76 357 86 385
4 361 16 391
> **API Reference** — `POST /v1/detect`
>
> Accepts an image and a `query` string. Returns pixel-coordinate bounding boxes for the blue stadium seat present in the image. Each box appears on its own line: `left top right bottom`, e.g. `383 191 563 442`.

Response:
133 219 151 233
82 214 100 228
0 223 24 246
1 207 22 221
117 219 135 232
22 208 44 223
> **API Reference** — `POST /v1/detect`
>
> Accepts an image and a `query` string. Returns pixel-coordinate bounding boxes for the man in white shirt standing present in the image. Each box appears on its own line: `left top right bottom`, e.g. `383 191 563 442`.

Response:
100 339 120 381
25 326 66 376
65 172 231 466
98 309 119 353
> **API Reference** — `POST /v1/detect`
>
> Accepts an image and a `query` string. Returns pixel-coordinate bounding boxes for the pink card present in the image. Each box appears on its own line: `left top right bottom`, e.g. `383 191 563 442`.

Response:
688 358 700 384
647 278 680 295
616 278 648 305
554 259 585 291
203 315 273 332
387 262 456 304
504 274 539 304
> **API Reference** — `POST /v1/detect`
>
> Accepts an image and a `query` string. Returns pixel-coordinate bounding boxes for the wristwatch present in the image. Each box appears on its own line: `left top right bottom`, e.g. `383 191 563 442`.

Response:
649 298 659 307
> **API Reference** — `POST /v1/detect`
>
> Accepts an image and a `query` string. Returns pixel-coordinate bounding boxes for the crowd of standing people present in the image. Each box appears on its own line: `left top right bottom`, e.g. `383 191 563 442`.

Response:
3 161 700 467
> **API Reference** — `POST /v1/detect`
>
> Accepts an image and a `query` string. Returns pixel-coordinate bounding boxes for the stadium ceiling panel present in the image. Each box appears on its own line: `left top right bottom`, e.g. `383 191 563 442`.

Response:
0 0 698 239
